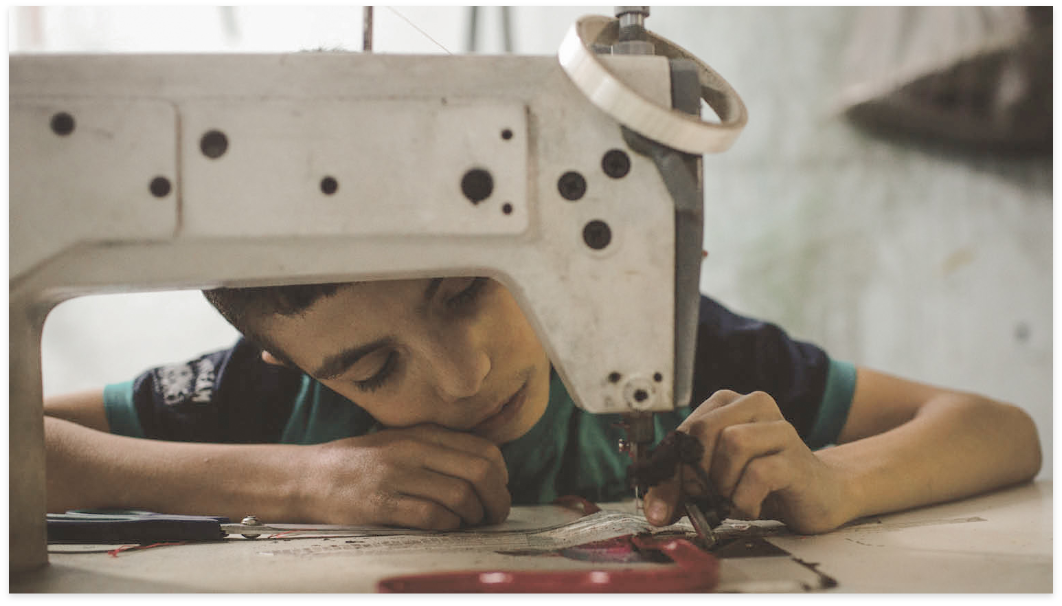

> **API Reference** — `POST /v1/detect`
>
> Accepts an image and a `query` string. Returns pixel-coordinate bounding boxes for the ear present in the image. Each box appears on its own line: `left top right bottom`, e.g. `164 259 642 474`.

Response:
260 350 293 368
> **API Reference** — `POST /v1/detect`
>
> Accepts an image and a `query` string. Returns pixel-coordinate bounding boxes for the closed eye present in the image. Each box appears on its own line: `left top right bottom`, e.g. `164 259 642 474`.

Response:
354 350 399 392
350 277 488 392
446 277 488 310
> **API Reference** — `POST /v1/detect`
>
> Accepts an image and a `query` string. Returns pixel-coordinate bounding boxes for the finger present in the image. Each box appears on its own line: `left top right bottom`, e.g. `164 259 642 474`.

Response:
679 391 784 438
729 453 789 520
677 391 784 485
644 475 683 526
406 424 509 484
403 440 511 525
759 493 784 522
382 493 464 531
710 420 797 498
389 426 510 524
686 389 744 415
393 467 486 526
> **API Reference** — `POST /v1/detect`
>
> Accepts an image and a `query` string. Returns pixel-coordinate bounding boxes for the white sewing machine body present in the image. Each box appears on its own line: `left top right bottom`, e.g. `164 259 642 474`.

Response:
10 14 748 574
11 49 685 412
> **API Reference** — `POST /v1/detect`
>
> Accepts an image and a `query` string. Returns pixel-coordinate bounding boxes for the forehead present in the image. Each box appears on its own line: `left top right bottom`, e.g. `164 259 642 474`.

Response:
286 278 425 322
261 279 425 350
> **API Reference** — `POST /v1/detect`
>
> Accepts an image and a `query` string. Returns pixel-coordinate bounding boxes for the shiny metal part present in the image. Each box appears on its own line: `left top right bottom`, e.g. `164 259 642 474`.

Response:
239 515 262 539
558 14 748 154
615 6 649 26
684 500 718 549
220 523 387 539
614 6 653 55
622 412 656 501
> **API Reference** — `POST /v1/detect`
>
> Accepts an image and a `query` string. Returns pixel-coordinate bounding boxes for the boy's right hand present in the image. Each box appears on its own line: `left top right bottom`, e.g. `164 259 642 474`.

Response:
301 424 511 530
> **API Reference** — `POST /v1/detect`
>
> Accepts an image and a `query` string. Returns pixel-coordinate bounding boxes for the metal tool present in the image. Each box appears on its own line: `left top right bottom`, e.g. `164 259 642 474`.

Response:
11 8 746 572
45 510 439 544
684 501 720 549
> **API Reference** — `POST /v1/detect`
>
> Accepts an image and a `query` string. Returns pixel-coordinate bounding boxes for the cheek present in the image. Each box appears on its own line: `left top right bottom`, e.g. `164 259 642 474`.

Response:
327 384 430 428
498 298 548 361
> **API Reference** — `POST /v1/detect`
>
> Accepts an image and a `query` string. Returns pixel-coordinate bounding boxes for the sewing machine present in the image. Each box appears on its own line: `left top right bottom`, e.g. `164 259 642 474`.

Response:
9 8 747 574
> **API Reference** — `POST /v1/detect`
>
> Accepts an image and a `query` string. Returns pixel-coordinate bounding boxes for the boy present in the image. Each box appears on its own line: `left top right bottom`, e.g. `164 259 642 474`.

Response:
43 277 1041 535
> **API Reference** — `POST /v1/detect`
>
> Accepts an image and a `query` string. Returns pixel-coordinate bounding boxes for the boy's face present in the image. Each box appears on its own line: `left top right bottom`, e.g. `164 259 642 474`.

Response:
260 278 552 444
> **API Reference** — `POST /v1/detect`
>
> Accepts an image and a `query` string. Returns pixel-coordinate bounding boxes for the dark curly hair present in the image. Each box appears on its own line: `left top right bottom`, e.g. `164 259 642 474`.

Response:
202 282 349 365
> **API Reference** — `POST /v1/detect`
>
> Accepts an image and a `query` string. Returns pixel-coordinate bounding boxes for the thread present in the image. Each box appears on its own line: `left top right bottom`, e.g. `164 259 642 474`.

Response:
107 541 189 558
386 7 453 55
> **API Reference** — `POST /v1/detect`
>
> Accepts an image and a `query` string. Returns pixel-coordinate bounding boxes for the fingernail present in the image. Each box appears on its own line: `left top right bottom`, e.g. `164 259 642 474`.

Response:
647 500 668 524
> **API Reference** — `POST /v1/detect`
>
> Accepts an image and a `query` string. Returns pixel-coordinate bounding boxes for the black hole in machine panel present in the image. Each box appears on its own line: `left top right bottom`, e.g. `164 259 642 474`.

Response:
149 177 172 198
558 171 587 201
320 176 339 195
583 220 612 250
200 130 229 159
461 168 494 204
51 112 75 136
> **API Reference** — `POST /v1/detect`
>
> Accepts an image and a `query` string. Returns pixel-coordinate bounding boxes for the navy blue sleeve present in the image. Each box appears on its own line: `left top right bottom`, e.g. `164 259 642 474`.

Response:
127 338 302 443
692 295 831 441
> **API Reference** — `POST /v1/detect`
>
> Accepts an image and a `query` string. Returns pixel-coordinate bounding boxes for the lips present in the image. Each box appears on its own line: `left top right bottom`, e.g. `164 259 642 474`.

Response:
472 379 529 436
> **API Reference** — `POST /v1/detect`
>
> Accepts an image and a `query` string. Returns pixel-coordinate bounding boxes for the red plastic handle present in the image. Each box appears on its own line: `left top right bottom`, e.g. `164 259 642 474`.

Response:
377 534 718 593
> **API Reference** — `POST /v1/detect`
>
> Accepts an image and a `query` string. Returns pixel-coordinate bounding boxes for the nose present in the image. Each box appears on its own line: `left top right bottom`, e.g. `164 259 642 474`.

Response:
427 325 491 401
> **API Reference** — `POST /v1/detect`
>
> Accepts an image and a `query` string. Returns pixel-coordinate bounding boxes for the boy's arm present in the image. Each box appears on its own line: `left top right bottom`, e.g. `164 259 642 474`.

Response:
644 367 1041 534
819 367 1042 526
43 389 294 518
43 393 511 528
45 414 313 521
43 388 110 432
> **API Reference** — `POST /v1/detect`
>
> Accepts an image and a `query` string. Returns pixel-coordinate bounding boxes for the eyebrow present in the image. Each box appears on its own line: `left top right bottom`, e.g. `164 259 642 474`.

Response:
313 338 394 381
312 279 444 380
422 278 443 303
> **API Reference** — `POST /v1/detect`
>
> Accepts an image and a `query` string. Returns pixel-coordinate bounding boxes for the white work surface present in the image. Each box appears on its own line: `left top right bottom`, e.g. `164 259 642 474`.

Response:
13 480 1051 593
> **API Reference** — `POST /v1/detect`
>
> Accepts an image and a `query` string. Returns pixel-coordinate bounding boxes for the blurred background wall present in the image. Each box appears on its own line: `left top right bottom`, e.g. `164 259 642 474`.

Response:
14 6 1052 477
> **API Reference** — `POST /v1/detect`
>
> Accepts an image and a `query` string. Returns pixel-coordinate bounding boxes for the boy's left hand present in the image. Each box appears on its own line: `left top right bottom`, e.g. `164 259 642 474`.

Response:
642 389 851 535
